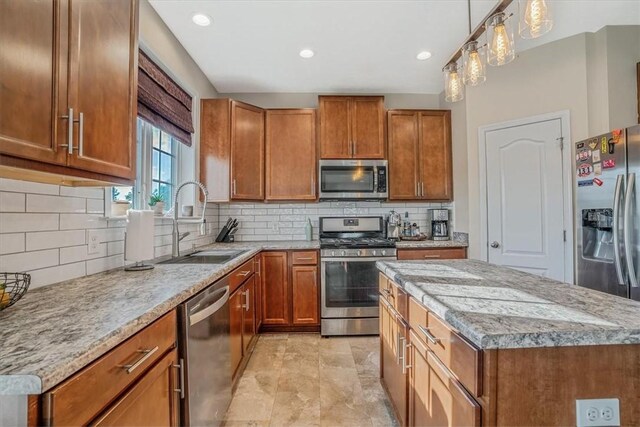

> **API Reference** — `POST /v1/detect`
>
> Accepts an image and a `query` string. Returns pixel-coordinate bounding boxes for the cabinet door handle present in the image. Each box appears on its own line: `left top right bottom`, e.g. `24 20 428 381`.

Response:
311 176 315 195
118 346 159 374
424 254 441 259
417 325 441 345
232 179 237 196
237 270 251 277
77 112 84 156
402 341 412 373
245 289 250 312
421 182 424 197
416 182 419 197
60 108 74 154
296 257 314 261
173 358 185 399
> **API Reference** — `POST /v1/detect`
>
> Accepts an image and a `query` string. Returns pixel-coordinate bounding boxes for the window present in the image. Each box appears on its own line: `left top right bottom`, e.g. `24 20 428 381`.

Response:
107 118 179 216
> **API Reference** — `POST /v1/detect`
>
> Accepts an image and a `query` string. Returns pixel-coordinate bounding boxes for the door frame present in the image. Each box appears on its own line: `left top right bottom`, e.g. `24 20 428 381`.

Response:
478 110 574 283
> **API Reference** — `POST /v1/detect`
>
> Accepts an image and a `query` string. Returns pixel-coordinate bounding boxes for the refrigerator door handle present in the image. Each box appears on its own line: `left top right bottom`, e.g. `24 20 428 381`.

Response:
613 174 626 286
624 173 638 287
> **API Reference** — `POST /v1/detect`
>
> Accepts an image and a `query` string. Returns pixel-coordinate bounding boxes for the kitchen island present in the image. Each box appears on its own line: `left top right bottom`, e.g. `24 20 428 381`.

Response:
377 259 640 426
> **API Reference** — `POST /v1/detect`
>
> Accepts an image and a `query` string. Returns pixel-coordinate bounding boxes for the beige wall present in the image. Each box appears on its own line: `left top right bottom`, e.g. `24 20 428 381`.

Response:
451 26 639 259
216 92 441 109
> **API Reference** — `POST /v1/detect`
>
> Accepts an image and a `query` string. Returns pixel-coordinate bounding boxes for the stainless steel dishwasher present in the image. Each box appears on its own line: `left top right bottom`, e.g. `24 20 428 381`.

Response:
179 277 231 427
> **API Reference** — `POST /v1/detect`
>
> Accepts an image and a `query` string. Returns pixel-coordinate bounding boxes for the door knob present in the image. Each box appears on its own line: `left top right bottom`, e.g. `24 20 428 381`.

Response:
490 241 500 248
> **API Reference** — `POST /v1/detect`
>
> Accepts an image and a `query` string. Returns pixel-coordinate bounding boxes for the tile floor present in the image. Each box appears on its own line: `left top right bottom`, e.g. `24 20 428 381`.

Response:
223 333 399 427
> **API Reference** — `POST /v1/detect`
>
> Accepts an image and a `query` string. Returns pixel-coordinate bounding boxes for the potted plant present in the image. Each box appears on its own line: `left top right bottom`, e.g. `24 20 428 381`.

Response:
111 188 131 217
148 189 165 215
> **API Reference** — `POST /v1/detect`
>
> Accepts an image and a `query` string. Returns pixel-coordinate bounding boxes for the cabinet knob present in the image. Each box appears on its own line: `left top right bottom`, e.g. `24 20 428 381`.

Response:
490 241 500 248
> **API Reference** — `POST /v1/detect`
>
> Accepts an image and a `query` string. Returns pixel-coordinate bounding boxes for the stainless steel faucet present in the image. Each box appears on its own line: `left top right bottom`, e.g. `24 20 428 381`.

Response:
172 180 209 258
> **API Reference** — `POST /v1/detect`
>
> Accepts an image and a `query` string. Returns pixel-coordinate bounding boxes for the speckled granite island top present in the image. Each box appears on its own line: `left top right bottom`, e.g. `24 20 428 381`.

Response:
377 260 640 350
0 241 319 395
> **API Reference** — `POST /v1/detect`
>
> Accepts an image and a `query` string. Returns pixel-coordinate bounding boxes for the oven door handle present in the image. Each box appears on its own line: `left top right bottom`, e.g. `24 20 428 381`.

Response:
321 256 397 263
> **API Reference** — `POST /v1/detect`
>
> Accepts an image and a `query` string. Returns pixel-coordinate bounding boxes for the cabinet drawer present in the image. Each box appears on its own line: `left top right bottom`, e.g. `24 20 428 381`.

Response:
230 258 255 293
46 310 177 426
424 311 481 396
408 297 428 339
409 330 481 427
397 248 466 260
291 250 318 265
389 280 407 319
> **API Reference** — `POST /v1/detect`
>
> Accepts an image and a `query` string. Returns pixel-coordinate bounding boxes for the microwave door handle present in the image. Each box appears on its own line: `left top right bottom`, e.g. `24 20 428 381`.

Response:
374 167 378 192
624 173 638 287
613 174 626 286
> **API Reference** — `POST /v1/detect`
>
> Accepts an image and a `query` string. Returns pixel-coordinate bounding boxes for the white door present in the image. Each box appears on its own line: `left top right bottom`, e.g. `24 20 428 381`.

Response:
485 118 566 280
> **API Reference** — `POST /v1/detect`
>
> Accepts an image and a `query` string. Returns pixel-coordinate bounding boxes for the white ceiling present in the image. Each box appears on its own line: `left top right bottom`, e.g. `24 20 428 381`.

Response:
149 1 640 94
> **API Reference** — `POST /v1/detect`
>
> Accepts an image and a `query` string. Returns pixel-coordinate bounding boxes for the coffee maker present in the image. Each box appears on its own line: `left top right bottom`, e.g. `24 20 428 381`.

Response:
428 209 450 241
386 210 402 240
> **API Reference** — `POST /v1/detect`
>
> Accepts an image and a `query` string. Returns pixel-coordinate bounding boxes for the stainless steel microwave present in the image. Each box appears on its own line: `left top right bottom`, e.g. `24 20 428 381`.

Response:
318 160 388 200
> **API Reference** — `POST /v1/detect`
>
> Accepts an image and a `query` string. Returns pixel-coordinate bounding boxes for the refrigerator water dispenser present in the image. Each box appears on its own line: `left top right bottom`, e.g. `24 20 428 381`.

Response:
581 209 614 261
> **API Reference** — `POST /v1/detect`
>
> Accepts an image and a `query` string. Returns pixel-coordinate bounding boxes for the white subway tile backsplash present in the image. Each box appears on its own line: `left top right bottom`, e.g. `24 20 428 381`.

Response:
0 233 25 255
86 254 124 275
0 179 220 288
26 194 86 213
86 198 105 214
0 213 59 233
0 249 58 272
28 262 86 289
59 213 108 230
26 230 85 251
0 192 26 212
59 186 104 199
0 178 59 195
60 243 107 264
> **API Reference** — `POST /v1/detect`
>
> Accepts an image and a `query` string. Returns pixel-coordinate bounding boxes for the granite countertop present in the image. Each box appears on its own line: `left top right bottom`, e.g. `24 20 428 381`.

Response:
395 240 468 248
0 240 318 395
377 259 640 350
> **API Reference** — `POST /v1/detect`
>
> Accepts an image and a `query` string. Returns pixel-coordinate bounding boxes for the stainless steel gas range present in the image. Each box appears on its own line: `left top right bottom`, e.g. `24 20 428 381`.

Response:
319 216 397 336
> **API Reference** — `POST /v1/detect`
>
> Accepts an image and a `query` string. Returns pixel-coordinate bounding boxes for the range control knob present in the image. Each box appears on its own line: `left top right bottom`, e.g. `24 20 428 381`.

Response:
357 250 362 256
371 250 377 256
381 250 387 256
331 250 336 257
341 250 347 257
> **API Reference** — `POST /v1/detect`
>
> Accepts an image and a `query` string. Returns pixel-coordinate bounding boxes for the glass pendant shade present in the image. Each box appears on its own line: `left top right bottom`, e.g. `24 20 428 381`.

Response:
486 12 515 66
519 0 553 39
462 41 486 86
444 63 464 102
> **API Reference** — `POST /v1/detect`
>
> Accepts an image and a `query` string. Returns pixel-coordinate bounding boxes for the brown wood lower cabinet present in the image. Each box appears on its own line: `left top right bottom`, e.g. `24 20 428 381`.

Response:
92 349 180 427
397 247 467 260
260 250 320 331
230 262 259 381
380 298 408 426
43 311 178 426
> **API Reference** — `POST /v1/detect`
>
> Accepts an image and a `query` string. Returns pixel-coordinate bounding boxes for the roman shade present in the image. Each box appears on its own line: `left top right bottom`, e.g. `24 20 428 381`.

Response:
137 50 194 146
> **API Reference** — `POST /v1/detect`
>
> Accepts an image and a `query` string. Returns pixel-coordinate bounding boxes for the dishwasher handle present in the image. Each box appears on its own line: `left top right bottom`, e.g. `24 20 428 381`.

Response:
189 286 230 326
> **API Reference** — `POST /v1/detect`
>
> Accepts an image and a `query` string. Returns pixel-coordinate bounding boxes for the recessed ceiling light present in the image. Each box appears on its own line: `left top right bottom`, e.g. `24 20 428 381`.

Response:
299 49 314 59
192 13 211 27
416 51 432 60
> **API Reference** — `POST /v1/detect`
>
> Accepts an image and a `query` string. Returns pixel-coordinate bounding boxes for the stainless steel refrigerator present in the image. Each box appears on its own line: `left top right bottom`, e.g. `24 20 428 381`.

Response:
574 125 639 301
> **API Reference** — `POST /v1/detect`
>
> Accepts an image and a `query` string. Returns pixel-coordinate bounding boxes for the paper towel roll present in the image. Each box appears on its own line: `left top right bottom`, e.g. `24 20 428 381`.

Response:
125 210 155 262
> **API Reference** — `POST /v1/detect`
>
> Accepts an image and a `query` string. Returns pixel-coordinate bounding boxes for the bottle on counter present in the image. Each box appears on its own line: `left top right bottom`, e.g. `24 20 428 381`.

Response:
403 212 410 236
305 217 313 241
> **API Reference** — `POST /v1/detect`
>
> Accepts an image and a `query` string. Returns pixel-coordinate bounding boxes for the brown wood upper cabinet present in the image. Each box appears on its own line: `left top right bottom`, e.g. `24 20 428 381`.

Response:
0 0 138 184
319 96 385 159
265 109 317 201
200 99 265 202
387 110 452 201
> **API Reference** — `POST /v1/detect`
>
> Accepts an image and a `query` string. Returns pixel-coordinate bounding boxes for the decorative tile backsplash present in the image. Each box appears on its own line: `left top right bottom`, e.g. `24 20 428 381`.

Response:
0 178 220 289
218 201 454 241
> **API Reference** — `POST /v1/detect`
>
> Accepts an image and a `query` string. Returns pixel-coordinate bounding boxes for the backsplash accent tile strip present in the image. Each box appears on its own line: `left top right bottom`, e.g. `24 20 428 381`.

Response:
218 201 454 241
0 179 220 289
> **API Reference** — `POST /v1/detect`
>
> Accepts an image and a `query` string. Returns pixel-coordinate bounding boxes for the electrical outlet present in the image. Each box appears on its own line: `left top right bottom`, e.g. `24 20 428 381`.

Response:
87 230 100 255
576 398 620 427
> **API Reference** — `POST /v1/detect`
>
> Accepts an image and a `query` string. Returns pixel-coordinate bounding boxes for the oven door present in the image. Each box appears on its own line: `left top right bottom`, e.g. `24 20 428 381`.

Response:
321 257 392 318
319 163 378 199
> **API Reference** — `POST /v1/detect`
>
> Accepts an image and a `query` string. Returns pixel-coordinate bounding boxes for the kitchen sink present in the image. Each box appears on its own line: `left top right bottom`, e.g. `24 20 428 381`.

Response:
160 249 248 265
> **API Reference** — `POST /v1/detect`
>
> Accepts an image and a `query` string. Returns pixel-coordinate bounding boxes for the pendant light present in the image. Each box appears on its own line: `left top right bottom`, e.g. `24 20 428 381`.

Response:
462 41 486 86
519 0 553 39
486 12 515 66
444 63 464 102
